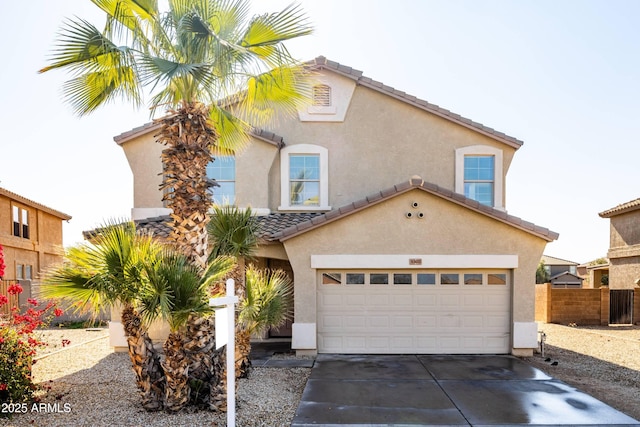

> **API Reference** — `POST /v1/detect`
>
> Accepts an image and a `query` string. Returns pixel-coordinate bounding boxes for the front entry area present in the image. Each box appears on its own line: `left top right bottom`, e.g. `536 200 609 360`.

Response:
317 270 511 354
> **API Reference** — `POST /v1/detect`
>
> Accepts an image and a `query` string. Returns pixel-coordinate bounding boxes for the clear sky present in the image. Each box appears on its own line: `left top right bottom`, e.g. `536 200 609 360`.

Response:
1 0 638 264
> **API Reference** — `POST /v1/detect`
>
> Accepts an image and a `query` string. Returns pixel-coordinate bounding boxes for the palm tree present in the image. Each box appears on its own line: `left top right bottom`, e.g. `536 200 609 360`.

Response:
237 265 293 377
138 250 234 411
40 221 166 411
207 205 257 377
39 0 312 268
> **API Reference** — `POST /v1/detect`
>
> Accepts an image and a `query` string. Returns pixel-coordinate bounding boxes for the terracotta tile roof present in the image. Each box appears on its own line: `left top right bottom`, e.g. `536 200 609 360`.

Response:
598 198 640 218
271 176 559 242
306 56 524 149
108 212 324 242
254 212 324 239
0 187 72 220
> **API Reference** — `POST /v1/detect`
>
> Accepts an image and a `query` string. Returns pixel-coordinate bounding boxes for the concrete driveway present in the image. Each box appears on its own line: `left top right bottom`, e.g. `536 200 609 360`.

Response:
292 354 639 426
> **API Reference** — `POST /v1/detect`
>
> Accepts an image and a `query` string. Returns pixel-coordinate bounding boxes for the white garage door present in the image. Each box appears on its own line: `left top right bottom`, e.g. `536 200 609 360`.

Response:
317 270 511 354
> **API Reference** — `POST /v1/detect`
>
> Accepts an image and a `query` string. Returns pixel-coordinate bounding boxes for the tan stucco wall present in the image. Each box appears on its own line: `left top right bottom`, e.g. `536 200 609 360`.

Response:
282 188 547 332
234 141 278 209
609 211 640 248
119 132 165 210
120 132 278 212
609 257 640 289
607 211 640 289
270 83 517 211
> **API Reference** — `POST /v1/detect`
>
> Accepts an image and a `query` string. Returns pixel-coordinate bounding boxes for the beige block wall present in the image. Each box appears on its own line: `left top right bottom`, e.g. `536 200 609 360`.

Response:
283 189 547 327
270 85 517 211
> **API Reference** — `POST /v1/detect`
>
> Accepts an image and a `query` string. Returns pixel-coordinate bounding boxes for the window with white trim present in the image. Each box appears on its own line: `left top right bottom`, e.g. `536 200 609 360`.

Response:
206 155 235 205
289 154 320 206
464 155 494 206
280 144 330 211
455 145 504 210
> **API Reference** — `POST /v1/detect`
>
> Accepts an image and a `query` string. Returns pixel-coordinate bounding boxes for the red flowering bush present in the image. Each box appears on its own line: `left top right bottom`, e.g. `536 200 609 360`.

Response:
0 282 62 411
0 244 5 279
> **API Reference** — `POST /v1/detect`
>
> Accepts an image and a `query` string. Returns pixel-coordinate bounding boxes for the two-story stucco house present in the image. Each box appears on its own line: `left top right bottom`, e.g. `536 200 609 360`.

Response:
599 198 640 289
114 56 558 356
0 187 71 281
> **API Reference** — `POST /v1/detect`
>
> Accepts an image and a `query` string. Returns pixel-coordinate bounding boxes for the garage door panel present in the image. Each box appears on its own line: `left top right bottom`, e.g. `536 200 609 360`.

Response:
367 294 390 306
392 316 413 328
318 270 511 354
416 295 437 306
344 316 366 328
346 295 366 305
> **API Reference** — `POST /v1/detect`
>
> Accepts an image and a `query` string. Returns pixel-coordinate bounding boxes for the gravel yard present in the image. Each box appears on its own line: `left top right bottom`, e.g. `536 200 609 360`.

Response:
524 322 640 421
2 323 639 426
2 328 310 426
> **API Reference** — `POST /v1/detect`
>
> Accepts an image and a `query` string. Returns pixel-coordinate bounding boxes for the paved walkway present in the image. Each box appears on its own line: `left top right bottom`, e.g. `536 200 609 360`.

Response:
291 354 640 426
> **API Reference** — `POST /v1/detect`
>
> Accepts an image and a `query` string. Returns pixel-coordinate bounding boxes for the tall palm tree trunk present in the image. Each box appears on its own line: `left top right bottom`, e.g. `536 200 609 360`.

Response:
121 304 165 411
157 102 219 269
183 314 220 408
162 332 190 412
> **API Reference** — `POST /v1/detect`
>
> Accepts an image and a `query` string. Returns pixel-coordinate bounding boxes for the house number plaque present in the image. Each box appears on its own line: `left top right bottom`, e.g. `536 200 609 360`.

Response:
409 258 422 265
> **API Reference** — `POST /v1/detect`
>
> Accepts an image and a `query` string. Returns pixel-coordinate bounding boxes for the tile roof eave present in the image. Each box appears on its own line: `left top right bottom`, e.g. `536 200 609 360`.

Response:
0 188 72 220
275 178 558 243
598 198 640 218
113 121 284 148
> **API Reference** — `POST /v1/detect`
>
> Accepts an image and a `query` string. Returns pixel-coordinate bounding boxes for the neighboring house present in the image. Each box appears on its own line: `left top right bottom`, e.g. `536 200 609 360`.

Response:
0 187 71 281
549 271 584 288
114 56 558 356
599 198 640 289
577 261 609 289
540 254 579 278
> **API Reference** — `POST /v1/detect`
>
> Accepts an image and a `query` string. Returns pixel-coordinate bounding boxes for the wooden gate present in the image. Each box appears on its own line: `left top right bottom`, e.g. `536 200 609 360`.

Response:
610 289 634 324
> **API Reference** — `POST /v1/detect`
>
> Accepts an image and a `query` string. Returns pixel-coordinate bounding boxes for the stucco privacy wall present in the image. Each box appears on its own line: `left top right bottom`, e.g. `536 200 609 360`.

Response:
282 188 547 354
269 81 518 212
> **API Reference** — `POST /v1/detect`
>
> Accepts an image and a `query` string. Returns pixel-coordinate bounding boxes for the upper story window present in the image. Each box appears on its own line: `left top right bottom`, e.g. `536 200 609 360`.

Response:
206 156 235 205
279 144 330 211
289 155 320 206
312 84 332 107
455 145 504 210
12 206 29 239
464 155 494 206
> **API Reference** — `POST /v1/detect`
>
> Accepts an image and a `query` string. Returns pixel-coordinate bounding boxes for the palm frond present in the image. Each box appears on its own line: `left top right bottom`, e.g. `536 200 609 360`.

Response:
240 266 293 335
241 3 312 51
207 205 258 260
138 248 213 331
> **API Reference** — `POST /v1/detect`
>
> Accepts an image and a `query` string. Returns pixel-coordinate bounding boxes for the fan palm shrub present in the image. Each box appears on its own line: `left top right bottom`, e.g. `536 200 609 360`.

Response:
238 265 293 373
39 0 312 269
207 205 257 378
40 221 165 411
138 251 234 411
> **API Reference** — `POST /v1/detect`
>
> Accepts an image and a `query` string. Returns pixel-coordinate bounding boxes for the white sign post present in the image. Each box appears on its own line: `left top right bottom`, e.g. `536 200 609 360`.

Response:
209 278 239 427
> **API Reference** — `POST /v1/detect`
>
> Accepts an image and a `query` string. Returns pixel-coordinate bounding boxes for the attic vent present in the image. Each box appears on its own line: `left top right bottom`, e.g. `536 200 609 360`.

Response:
312 84 332 107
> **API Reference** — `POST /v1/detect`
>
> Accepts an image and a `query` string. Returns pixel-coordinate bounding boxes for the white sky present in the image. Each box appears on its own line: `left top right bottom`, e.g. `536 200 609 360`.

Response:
1 0 639 264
